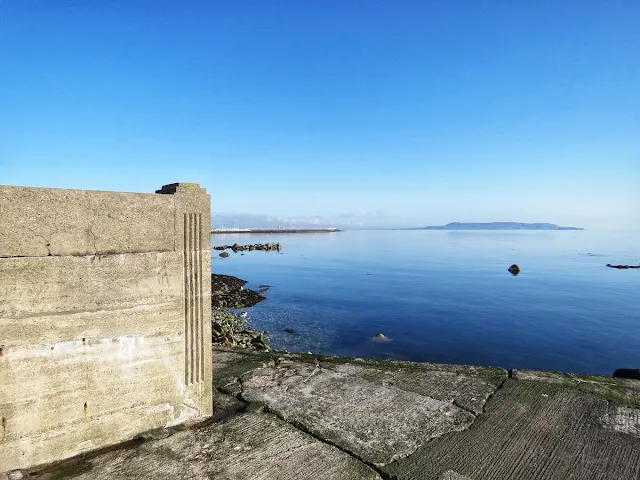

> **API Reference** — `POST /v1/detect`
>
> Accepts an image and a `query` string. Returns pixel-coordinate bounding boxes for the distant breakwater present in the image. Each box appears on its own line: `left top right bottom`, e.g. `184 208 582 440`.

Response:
211 227 340 234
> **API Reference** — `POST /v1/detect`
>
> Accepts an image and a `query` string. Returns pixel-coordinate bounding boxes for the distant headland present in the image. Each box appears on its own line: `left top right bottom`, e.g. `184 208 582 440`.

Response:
417 222 584 231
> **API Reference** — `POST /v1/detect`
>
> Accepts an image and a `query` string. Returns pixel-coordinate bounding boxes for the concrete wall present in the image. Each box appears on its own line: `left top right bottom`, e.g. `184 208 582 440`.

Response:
0 183 212 473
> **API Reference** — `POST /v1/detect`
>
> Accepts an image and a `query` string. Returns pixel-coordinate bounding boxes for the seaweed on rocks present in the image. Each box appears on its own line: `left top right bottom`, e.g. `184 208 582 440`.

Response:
211 273 269 350
211 274 265 309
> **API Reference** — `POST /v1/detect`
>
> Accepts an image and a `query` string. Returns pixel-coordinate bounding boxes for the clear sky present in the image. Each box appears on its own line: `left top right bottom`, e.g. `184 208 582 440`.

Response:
1 2 638 229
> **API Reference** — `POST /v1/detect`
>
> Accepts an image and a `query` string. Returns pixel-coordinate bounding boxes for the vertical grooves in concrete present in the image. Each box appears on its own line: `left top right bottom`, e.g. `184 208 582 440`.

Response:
192 213 199 384
183 212 204 386
183 213 191 385
189 213 196 385
194 213 200 384
196 213 204 383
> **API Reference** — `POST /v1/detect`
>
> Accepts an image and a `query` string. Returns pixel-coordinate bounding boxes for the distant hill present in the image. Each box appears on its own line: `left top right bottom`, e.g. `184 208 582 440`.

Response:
420 222 584 231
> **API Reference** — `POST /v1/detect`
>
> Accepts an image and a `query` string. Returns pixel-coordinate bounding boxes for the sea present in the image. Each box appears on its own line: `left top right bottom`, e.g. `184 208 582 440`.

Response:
211 229 640 376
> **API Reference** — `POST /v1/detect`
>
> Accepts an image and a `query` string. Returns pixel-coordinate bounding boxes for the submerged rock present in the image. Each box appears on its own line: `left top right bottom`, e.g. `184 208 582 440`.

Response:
607 264 640 269
219 252 230 258
373 333 390 342
284 328 295 334
508 264 520 275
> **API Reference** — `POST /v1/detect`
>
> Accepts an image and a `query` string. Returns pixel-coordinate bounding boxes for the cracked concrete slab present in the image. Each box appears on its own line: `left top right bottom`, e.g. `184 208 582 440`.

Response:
29 413 381 480
212 390 246 422
439 471 471 480
601 405 640 437
239 357 504 466
213 349 275 397
355 365 501 415
14 348 640 479
383 378 640 480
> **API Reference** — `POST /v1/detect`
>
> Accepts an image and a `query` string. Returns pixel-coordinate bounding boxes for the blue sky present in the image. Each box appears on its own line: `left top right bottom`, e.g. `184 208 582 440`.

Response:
1 1 638 229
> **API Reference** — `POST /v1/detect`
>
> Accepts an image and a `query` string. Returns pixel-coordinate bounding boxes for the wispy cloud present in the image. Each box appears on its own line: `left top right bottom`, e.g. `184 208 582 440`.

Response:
211 211 394 229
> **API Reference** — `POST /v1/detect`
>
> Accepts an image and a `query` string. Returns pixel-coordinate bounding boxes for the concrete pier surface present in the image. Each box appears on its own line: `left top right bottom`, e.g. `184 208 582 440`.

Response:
14 347 640 480
211 227 340 234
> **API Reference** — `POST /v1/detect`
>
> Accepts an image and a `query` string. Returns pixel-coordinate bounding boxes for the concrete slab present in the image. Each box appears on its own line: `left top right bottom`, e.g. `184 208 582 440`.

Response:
20 349 640 479
439 471 472 480
28 413 381 480
212 349 275 397
212 390 246 422
383 378 640 479
240 355 505 466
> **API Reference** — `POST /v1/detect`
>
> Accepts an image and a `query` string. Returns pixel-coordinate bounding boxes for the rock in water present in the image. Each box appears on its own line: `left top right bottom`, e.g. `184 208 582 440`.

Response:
219 252 230 258
508 264 520 275
284 328 295 334
375 333 386 339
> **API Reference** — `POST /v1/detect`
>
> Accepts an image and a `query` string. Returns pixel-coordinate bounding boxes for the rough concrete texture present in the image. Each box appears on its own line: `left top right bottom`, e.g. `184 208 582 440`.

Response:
212 390 246 422
0 185 175 257
28 413 381 480
439 471 472 480
22 348 640 479
0 183 212 473
241 359 491 466
383 379 640 479
601 406 640 437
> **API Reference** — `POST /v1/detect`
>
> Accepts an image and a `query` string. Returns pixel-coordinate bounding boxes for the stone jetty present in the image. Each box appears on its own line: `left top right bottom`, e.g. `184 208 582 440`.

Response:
213 242 281 252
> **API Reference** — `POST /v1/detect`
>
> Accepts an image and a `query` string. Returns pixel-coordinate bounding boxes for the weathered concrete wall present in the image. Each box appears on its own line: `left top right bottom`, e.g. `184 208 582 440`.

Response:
0 182 212 473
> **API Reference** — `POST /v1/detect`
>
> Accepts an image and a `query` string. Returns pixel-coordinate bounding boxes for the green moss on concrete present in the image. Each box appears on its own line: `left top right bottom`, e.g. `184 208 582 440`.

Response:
213 347 508 389
213 353 275 390
283 351 507 386
577 382 640 409
512 368 640 408
35 460 94 480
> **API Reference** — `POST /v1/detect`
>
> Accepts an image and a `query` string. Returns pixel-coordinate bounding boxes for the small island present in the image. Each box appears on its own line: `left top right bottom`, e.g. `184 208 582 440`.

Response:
418 222 584 231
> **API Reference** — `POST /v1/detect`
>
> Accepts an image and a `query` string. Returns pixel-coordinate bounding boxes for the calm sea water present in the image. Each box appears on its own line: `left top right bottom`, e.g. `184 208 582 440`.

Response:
211 230 640 375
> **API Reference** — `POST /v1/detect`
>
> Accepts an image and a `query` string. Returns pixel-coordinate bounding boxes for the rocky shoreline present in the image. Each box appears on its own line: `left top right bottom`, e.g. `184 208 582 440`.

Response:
211 273 270 350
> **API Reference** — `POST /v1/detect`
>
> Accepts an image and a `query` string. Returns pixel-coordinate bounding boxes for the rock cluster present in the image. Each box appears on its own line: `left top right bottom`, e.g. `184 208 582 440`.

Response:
211 274 265 309
211 309 269 350
213 243 281 252
211 273 269 350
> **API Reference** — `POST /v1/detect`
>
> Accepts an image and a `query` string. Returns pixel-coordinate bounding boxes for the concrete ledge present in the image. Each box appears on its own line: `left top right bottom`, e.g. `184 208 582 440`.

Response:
0 186 176 257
